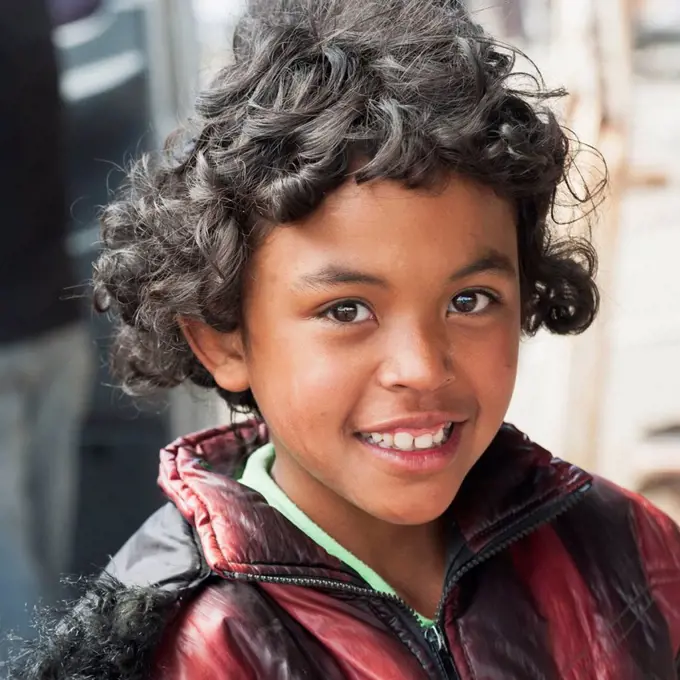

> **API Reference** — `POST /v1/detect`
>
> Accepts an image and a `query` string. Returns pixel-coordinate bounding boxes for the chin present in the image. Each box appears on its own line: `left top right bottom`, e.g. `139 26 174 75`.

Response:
366 488 457 526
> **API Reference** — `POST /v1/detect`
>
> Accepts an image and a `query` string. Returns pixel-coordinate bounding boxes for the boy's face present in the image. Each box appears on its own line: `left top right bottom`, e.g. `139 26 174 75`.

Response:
201 176 521 526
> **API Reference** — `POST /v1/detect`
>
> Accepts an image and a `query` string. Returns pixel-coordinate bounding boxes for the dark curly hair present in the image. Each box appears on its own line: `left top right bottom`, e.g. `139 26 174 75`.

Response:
93 0 603 414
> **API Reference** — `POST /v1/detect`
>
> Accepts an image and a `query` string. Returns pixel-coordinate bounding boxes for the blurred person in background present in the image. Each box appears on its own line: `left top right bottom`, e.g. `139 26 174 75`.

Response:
0 0 92 660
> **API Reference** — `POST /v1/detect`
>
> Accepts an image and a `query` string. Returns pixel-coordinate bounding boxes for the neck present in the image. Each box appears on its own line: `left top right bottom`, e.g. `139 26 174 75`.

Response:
271 450 448 618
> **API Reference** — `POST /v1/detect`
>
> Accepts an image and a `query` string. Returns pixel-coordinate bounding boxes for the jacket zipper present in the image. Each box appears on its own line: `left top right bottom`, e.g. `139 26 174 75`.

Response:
425 624 460 679
221 481 591 679
420 482 591 677
432 481 592 624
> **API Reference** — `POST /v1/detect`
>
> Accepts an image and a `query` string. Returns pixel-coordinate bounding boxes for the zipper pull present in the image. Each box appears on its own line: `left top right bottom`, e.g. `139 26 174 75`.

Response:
426 625 446 651
425 625 460 679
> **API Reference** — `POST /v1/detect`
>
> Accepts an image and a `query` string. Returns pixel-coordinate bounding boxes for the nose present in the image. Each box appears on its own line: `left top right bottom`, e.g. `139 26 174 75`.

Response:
377 323 454 393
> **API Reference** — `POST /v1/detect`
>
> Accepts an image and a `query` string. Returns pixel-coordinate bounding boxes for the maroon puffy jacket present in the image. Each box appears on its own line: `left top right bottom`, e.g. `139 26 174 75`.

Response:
18 421 679 679
106 421 680 679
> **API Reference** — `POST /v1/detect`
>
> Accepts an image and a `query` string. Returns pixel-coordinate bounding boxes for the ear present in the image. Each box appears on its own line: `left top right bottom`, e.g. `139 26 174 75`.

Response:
179 317 250 393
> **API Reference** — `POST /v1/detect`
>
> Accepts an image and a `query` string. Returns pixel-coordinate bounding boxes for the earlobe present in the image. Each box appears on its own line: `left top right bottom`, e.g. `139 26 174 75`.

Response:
179 317 250 393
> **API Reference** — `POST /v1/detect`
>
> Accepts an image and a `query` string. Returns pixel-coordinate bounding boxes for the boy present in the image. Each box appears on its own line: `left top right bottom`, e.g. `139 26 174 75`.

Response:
11 0 680 678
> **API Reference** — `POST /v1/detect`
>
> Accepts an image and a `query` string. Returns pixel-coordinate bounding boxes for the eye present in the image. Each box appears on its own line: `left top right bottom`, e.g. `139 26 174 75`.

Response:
323 300 374 324
447 290 496 315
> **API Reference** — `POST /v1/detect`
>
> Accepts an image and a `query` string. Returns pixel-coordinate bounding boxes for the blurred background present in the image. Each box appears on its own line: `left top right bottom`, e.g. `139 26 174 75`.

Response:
0 0 678 661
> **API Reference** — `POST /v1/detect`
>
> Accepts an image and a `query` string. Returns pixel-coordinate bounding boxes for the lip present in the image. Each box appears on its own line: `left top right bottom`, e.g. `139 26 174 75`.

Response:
356 412 467 435
356 420 465 474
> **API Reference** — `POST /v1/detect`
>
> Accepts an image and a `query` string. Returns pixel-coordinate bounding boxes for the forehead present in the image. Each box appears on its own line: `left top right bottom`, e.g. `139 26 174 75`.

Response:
253 177 517 279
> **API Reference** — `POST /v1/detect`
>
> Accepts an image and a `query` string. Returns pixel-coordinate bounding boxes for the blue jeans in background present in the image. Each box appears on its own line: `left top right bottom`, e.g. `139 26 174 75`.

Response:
0 322 92 665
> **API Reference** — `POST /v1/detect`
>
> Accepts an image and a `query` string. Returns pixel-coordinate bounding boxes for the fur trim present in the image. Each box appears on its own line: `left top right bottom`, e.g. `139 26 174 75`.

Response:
6 574 180 680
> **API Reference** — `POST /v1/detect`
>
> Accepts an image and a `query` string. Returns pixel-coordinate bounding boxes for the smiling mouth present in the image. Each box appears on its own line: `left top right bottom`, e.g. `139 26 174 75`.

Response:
357 422 455 452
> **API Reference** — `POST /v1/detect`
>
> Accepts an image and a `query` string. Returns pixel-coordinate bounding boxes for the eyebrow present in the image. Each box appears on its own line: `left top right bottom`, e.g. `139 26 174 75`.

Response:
450 251 517 281
293 249 517 292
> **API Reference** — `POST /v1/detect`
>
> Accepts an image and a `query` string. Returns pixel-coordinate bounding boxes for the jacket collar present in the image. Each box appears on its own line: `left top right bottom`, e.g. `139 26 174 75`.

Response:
158 421 592 584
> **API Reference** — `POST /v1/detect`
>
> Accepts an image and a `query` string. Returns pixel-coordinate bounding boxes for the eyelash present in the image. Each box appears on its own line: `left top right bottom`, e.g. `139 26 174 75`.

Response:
319 289 501 325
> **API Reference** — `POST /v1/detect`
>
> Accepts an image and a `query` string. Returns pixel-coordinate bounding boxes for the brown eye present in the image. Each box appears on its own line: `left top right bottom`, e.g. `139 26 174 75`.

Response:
448 291 494 315
325 301 373 323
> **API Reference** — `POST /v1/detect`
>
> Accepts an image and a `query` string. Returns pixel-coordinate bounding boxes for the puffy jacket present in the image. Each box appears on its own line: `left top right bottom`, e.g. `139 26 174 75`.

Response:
11 422 680 679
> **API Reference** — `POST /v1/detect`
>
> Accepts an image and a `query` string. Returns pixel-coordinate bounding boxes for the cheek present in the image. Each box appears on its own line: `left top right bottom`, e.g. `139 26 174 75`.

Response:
461 321 520 410
248 323 368 431
489 330 520 408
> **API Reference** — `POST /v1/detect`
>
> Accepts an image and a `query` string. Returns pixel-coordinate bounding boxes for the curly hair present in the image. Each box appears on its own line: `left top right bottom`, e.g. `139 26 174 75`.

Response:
93 0 603 414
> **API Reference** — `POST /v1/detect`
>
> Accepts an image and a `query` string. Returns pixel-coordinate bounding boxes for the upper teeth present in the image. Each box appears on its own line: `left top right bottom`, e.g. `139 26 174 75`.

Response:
363 424 452 451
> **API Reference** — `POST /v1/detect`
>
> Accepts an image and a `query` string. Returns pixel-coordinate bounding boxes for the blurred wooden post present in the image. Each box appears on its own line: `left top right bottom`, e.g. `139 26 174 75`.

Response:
550 0 633 469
